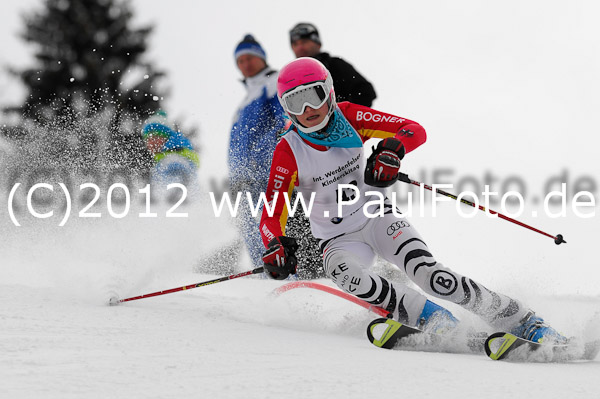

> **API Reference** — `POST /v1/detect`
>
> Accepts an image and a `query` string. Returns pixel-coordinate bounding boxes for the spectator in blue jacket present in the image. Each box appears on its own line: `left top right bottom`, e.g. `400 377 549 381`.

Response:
229 34 289 268
142 110 199 191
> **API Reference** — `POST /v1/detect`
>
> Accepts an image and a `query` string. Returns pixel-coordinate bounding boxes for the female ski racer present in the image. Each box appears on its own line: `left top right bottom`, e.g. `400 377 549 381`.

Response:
258 57 567 343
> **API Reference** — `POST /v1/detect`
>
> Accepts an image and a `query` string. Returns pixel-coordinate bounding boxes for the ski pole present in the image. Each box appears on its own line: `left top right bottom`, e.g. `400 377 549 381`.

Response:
108 267 264 306
397 173 566 245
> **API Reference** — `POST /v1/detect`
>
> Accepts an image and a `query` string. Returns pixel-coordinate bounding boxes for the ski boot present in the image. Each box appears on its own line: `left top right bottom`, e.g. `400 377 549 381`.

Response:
418 300 459 334
510 311 568 344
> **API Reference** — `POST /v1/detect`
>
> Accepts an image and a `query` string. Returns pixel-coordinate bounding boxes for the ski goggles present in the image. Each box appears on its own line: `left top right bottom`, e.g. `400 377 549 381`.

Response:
281 82 329 115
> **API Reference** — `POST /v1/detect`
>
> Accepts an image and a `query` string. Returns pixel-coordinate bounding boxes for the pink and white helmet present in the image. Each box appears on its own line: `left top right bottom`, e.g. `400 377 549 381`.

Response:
277 57 336 134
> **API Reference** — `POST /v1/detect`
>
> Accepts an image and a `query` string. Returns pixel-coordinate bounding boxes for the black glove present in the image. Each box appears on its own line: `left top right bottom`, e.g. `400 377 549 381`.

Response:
262 236 299 280
364 138 405 187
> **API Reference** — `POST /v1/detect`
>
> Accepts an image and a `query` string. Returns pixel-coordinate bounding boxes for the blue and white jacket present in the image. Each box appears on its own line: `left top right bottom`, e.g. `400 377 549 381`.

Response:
228 67 289 267
228 67 288 195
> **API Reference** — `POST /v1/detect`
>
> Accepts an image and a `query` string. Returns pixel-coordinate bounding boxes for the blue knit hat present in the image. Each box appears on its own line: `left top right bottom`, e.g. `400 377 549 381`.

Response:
234 34 267 61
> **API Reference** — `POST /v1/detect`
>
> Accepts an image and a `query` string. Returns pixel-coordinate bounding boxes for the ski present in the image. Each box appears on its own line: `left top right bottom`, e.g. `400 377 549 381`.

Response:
366 317 486 354
484 332 600 362
367 318 425 349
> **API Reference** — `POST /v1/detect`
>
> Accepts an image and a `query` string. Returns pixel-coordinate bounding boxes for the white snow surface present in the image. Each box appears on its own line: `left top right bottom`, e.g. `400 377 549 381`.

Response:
2 199 600 399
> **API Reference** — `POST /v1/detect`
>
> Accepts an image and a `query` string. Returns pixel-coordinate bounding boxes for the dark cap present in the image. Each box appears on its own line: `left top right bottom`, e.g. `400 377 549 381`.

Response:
289 23 321 45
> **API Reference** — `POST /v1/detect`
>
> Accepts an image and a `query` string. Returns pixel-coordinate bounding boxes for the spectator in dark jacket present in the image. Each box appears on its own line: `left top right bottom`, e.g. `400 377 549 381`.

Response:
289 22 377 107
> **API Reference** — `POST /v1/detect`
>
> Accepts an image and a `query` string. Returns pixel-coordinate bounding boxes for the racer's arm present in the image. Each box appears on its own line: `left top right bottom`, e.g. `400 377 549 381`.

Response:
259 139 299 247
338 102 426 153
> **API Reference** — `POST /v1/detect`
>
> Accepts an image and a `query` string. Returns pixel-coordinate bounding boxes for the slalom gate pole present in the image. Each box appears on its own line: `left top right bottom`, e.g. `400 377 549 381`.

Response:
273 281 391 318
398 173 566 245
109 267 264 306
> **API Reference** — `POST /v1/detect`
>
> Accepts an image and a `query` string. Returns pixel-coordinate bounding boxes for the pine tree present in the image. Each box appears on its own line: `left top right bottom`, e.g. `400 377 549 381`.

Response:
17 0 164 123
6 0 166 173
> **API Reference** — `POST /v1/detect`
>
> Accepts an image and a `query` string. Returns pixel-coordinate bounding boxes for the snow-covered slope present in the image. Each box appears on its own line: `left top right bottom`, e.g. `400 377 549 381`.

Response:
2 199 599 399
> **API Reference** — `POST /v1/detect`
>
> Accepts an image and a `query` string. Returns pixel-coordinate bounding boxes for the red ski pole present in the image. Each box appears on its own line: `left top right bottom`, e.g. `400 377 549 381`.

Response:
108 267 264 306
398 173 566 245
